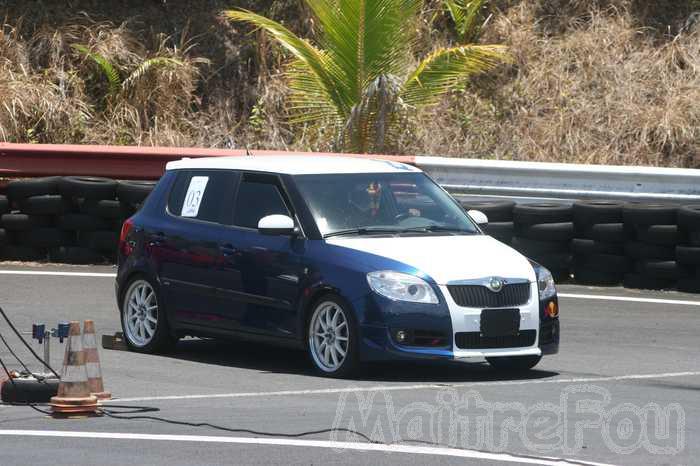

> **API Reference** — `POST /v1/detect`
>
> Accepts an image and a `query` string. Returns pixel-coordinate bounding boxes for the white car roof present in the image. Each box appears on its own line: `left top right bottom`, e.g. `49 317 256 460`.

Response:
165 155 421 175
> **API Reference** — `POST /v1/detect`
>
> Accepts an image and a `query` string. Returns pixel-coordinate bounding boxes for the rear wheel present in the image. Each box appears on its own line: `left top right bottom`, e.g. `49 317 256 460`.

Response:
307 296 359 378
486 355 542 372
121 277 176 353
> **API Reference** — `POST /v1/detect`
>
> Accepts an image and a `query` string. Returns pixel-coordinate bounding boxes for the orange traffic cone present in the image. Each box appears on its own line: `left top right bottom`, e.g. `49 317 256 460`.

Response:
82 320 110 400
50 321 98 415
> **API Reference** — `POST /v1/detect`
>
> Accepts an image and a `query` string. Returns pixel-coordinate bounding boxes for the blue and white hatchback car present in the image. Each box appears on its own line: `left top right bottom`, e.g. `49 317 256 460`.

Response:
116 156 559 377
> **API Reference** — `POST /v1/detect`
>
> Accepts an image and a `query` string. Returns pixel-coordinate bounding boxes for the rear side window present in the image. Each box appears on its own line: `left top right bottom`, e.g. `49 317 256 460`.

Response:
232 174 291 229
167 170 237 223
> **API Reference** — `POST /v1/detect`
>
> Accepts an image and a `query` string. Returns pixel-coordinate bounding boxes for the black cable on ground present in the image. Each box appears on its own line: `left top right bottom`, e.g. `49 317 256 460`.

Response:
0 331 32 375
0 306 59 378
97 406 380 444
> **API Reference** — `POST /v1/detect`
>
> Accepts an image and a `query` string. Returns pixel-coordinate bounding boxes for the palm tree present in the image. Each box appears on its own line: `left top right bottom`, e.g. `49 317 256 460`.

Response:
224 0 508 153
443 0 491 44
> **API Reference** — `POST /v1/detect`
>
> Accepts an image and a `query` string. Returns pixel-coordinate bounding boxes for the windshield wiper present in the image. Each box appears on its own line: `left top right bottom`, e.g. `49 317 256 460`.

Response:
323 227 404 238
400 225 477 234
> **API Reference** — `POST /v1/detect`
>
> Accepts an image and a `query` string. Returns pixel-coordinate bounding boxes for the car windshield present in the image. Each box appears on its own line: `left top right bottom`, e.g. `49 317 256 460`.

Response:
293 172 479 237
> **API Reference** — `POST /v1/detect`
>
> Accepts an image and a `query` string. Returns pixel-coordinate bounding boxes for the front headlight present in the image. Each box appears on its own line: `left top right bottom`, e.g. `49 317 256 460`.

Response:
367 271 439 304
534 264 557 300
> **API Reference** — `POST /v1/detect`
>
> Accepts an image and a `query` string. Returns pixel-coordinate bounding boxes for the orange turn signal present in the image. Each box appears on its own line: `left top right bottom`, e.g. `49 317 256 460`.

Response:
546 301 559 318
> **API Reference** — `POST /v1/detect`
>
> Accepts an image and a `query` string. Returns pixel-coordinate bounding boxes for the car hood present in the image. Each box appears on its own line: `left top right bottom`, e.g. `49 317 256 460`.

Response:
325 234 536 285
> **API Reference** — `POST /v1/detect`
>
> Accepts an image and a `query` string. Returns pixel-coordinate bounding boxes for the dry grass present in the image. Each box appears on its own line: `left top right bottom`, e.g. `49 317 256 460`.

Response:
408 1 700 166
1 1 699 167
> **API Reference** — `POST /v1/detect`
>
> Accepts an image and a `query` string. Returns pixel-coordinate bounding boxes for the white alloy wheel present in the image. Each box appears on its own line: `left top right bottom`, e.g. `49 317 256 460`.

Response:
308 301 350 373
123 279 159 347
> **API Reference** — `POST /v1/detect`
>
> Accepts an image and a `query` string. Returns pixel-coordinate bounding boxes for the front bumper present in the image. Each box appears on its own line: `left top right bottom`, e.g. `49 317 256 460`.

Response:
355 287 559 362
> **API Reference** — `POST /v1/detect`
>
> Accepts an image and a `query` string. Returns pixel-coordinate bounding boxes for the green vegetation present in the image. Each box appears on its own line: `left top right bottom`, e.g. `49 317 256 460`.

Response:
0 0 698 167
224 0 507 152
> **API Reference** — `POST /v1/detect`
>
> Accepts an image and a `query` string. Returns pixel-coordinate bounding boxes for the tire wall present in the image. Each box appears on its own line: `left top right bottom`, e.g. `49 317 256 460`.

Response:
0 177 155 264
460 200 700 293
1 179 699 294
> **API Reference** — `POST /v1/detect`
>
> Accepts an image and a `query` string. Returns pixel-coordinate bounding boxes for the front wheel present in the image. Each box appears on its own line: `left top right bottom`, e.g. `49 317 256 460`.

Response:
307 296 359 378
486 355 542 372
120 276 176 353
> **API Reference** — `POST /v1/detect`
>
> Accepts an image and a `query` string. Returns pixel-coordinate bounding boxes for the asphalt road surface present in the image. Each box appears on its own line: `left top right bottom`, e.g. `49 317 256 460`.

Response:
0 263 698 466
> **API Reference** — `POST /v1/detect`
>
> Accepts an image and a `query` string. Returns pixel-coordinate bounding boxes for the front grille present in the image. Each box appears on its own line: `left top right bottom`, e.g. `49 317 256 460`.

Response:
455 330 536 349
447 283 530 308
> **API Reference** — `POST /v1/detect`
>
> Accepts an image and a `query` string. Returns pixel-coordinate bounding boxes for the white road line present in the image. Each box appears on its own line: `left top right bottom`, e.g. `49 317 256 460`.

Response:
1 269 699 306
558 293 700 307
0 270 116 278
0 430 615 466
107 371 700 403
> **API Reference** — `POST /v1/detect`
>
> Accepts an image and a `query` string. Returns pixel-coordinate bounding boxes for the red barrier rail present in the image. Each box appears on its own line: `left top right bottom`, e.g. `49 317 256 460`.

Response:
0 143 416 181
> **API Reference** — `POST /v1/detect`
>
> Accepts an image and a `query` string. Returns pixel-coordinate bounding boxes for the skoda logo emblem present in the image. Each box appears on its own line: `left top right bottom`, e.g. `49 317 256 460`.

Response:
488 277 505 292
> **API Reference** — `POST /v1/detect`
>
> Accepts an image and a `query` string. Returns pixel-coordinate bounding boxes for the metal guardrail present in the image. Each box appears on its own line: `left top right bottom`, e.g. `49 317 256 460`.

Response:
416 156 700 203
2 143 700 204
0 143 413 181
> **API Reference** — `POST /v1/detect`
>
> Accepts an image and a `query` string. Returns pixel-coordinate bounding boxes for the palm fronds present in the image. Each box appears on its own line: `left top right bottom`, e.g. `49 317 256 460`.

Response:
71 43 121 96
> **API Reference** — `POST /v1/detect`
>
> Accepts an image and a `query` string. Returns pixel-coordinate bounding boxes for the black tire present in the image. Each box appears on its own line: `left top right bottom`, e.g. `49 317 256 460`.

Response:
0 245 46 261
576 253 630 273
517 222 574 241
635 224 684 246
573 200 624 225
0 195 9 215
79 230 119 252
624 241 675 261
116 180 157 206
623 273 674 291
79 199 127 219
0 228 8 246
483 221 514 243
1 213 52 231
676 246 700 265
573 267 623 286
49 247 105 265
677 278 700 294
59 176 118 200
689 231 700 247
5 177 60 200
528 252 572 270
57 213 110 231
306 294 360 378
120 276 177 353
19 228 74 249
571 238 623 255
459 200 515 222
17 195 72 216
486 355 542 372
622 203 677 226
634 260 689 281
581 223 627 243
678 205 700 231
513 203 572 226
512 236 570 255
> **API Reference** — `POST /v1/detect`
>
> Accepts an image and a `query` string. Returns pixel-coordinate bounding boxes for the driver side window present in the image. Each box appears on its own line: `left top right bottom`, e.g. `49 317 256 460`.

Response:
232 174 291 229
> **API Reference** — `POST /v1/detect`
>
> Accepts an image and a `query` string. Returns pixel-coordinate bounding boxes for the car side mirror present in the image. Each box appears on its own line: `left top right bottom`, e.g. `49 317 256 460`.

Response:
258 214 296 236
467 209 488 226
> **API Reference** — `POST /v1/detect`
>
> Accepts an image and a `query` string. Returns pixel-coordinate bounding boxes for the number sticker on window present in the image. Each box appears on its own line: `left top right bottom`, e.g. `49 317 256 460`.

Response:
181 176 209 217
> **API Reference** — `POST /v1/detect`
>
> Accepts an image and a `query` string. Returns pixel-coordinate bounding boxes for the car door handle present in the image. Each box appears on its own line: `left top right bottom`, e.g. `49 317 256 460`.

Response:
219 244 238 256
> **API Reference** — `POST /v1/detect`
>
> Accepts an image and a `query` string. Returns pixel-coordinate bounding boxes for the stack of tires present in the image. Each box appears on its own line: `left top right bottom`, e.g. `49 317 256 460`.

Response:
676 206 700 293
622 204 684 290
0 194 10 254
0 177 69 261
511 203 574 281
0 177 155 264
460 200 515 245
571 201 629 285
